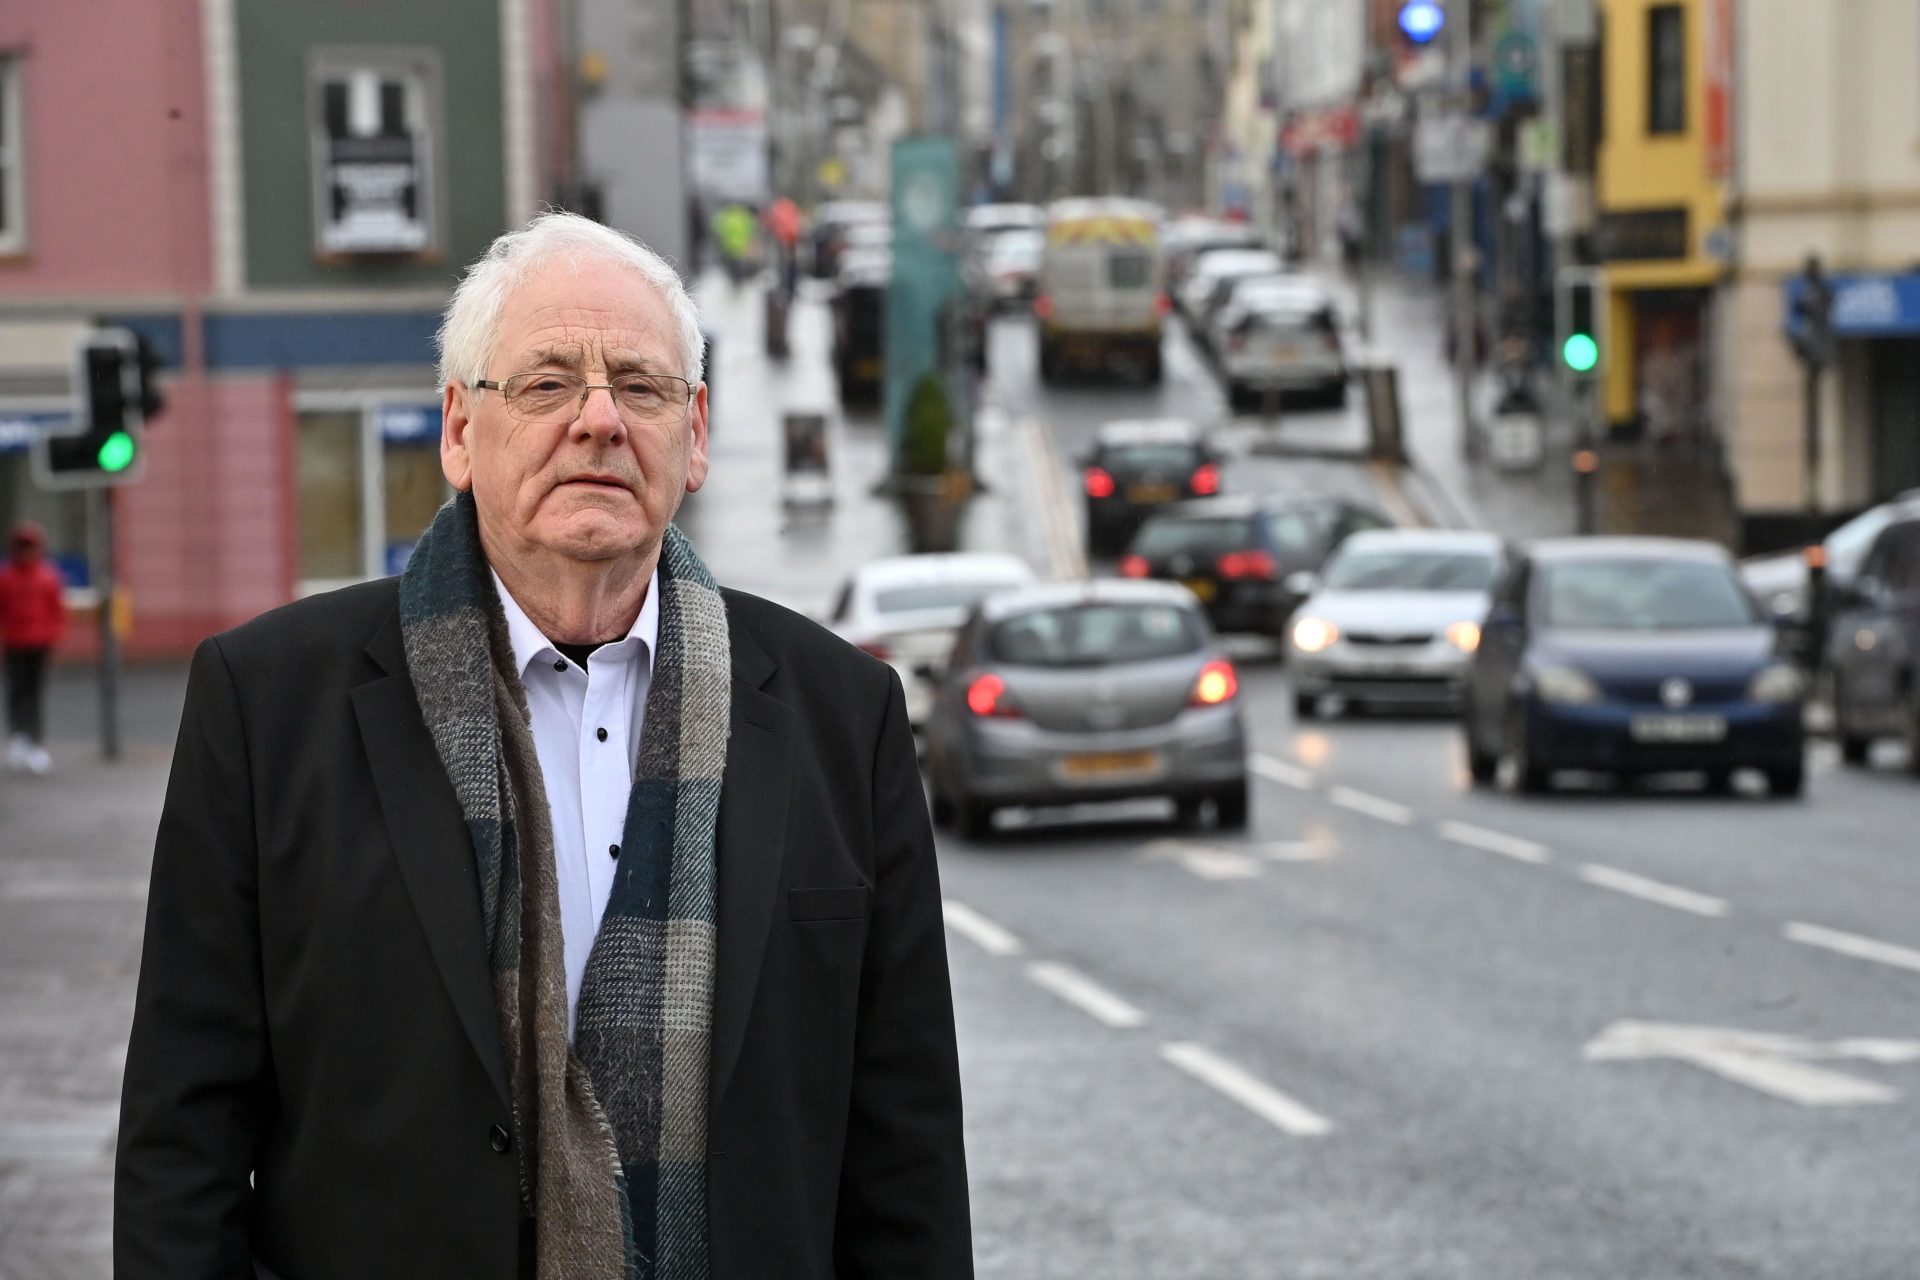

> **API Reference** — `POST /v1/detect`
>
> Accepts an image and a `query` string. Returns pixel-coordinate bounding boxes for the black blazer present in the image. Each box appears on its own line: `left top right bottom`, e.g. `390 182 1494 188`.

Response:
114 578 973 1280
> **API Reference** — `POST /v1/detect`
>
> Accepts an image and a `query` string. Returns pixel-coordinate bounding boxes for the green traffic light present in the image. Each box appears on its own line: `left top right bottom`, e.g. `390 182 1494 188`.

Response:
98 430 137 473
1563 333 1600 373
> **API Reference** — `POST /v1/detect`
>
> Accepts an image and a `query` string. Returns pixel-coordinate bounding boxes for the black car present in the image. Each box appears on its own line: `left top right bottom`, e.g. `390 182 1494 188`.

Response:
1119 494 1393 640
1827 508 1920 769
1080 419 1223 555
1463 538 1807 796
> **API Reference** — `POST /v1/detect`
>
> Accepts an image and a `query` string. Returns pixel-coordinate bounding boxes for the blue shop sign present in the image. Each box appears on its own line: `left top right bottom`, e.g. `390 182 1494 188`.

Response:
377 404 441 445
1784 272 1920 339
0 411 74 455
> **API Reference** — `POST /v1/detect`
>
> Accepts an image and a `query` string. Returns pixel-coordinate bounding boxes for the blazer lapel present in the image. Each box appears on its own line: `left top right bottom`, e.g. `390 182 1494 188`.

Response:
710 621 792 1109
352 609 511 1108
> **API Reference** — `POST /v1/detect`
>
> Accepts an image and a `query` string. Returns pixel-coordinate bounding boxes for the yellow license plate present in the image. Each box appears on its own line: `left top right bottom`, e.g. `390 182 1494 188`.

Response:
1059 751 1161 779
854 358 881 378
1184 579 1217 602
1128 484 1177 503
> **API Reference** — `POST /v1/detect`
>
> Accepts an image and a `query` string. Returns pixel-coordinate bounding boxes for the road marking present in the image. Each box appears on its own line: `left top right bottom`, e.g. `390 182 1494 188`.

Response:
1026 961 1147 1029
1575 864 1730 918
1586 1020 1911 1107
1257 836 1337 863
1159 1042 1334 1137
1784 922 1920 975
1138 838 1263 880
1250 753 1315 790
1436 820 1549 865
1023 417 1089 582
941 901 1023 957
1327 785 1415 826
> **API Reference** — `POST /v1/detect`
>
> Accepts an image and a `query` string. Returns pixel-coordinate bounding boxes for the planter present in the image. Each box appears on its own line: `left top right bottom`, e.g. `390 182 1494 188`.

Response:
897 473 972 554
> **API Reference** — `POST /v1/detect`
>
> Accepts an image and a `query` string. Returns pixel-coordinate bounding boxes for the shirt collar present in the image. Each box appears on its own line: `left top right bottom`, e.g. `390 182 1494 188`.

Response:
490 566 661 678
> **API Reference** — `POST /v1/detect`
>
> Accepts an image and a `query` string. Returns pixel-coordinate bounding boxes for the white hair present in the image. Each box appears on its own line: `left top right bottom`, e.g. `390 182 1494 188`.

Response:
435 212 706 392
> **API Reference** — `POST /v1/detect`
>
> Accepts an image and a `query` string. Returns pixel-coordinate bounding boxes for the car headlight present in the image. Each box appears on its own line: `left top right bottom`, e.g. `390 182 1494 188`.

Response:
1769 590 1804 619
1445 620 1481 653
1748 663 1806 704
1291 617 1339 653
1532 664 1601 705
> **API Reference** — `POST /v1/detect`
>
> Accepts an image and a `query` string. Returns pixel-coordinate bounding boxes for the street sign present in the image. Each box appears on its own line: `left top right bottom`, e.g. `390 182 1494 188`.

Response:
1414 112 1491 185
1586 1020 1920 1107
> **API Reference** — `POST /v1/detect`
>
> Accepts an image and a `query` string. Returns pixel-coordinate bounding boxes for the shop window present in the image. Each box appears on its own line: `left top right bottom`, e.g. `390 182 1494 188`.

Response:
0 55 25 254
0 446 88 587
297 401 449 587
383 438 445 574
297 410 365 582
310 53 440 257
1647 5 1686 135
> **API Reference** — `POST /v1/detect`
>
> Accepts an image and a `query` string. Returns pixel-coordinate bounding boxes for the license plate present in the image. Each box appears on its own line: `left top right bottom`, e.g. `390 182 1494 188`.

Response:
1127 484 1177 503
854 358 881 378
1058 750 1162 780
1630 714 1728 744
1183 579 1217 602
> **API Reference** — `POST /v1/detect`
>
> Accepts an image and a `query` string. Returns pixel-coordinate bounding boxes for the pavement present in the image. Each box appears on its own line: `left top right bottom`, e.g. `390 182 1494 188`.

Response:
7 271 1918 1279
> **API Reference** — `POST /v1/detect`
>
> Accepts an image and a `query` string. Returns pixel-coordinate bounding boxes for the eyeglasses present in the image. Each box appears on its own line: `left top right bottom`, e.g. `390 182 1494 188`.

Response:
475 371 696 427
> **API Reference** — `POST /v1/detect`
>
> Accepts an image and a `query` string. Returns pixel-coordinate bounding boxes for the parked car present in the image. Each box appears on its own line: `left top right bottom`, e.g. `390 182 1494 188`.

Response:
1214 289 1348 410
1163 219 1264 294
1204 274 1333 351
828 553 1038 730
1119 494 1394 641
1287 530 1507 718
830 257 888 404
1462 538 1807 796
1825 506 1920 769
974 228 1046 307
810 201 886 279
922 580 1249 839
1177 248 1284 321
1741 489 1920 635
1080 418 1222 555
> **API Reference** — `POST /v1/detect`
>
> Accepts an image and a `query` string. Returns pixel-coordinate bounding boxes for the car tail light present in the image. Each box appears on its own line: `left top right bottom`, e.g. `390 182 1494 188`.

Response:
1033 293 1054 321
1217 550 1277 580
1190 659 1239 706
966 672 1021 718
1155 292 1174 317
1084 466 1117 499
1118 554 1151 579
1190 463 1221 496
856 640 894 661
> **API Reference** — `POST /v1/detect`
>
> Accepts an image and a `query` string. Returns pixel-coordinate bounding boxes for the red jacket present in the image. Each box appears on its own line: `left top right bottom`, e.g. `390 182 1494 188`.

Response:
0 557 67 650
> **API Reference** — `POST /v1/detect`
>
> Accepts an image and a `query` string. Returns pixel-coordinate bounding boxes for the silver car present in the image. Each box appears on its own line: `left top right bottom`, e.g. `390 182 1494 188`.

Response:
922 581 1249 839
1287 530 1506 718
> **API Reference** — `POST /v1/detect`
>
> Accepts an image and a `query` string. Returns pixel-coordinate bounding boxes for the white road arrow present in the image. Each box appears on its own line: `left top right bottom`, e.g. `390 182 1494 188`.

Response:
1584 1020 1920 1107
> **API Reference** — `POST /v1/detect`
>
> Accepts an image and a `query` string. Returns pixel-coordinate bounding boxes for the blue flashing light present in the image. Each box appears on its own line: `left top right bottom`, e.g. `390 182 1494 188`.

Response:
1399 0 1445 44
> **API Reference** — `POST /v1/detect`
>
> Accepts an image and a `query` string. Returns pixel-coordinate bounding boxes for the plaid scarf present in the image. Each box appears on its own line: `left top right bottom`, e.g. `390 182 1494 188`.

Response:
400 491 728 1278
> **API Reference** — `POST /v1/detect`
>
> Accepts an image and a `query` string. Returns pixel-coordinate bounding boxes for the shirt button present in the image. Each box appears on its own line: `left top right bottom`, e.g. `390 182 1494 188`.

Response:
597 727 608 742
488 1124 512 1153
609 843 620 860
554 659 568 672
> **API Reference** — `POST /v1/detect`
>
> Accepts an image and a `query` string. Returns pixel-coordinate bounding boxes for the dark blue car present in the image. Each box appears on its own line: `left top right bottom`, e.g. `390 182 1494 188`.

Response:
1462 538 1807 796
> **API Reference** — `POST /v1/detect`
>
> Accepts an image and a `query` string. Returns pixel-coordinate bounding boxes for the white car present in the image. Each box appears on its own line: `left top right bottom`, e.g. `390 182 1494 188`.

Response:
1215 289 1348 409
828 553 1040 728
1178 248 1284 321
1286 530 1507 718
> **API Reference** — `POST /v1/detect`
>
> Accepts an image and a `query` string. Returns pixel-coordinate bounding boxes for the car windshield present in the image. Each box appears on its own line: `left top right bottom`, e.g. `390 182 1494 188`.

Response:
1539 559 1760 630
1134 515 1257 558
874 579 1025 616
1323 550 1498 593
1105 444 1199 471
988 602 1203 666
1826 505 1896 572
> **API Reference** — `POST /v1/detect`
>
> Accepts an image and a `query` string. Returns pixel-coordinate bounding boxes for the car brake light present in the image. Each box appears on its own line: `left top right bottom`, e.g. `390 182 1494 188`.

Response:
966 672 1021 718
1217 550 1277 580
1190 658 1239 706
1033 293 1054 321
856 640 894 661
1155 292 1174 317
1118 554 1151 578
1190 463 1221 496
1084 466 1117 499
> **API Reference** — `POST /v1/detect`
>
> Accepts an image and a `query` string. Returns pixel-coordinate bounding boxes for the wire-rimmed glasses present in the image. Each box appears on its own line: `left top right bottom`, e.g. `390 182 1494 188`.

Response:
474 371 696 427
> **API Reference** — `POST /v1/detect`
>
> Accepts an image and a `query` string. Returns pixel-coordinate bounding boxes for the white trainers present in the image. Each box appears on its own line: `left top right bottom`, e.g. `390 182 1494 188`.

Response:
23 745 50 776
5 734 29 771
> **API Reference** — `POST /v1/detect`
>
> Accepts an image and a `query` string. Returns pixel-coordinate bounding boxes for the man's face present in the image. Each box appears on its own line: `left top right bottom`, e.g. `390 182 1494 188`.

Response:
441 261 709 568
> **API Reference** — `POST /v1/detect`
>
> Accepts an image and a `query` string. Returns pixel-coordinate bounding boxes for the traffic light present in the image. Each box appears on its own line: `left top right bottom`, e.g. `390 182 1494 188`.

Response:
1556 268 1604 379
1789 255 1835 370
33 328 162 489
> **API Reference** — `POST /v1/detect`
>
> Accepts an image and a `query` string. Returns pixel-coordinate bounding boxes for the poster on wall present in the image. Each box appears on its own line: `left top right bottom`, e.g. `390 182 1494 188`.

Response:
688 108 770 206
316 70 433 255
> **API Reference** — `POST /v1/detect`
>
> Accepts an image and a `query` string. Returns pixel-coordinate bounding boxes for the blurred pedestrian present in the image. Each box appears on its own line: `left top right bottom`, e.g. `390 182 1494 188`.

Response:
764 196 803 298
116 212 971 1280
1 520 66 775
713 202 758 283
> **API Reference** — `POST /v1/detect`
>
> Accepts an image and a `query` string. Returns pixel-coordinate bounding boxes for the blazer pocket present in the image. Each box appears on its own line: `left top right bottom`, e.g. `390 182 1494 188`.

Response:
787 884 872 922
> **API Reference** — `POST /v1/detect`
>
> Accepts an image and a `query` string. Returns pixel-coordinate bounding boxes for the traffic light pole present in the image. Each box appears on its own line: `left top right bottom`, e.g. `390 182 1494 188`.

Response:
1449 0 1479 461
91 487 121 763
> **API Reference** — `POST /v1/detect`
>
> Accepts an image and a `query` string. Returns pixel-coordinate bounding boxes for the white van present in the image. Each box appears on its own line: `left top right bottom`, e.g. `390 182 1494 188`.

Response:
1035 198 1167 384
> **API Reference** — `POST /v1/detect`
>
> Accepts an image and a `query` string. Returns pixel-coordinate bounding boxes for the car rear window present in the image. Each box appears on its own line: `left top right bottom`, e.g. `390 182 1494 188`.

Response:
1108 250 1153 290
1134 515 1257 558
1323 550 1498 592
873 579 1025 615
1104 444 1200 471
1539 559 1761 630
988 603 1204 666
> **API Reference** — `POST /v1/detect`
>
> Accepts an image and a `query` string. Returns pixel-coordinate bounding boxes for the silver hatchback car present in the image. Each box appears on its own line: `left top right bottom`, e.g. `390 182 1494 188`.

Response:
921 581 1250 839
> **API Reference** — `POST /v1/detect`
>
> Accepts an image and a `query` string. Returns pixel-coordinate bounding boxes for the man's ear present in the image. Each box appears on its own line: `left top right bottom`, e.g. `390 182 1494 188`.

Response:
684 383 711 494
441 382 475 492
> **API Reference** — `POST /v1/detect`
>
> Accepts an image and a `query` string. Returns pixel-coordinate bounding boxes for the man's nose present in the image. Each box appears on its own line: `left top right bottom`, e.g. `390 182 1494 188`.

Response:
572 383 627 444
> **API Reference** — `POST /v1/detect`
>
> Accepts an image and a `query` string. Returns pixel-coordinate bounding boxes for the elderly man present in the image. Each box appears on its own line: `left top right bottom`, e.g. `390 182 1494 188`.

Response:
115 214 972 1279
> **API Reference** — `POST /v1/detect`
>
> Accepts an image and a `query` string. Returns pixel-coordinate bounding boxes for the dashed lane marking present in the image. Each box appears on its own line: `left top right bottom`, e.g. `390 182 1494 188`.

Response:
1576 864 1730 919
1784 922 1920 975
1327 785 1415 826
1026 961 1148 1029
1435 820 1550 865
942 901 1023 957
1138 839 1263 880
1160 1042 1335 1137
1249 754 1315 790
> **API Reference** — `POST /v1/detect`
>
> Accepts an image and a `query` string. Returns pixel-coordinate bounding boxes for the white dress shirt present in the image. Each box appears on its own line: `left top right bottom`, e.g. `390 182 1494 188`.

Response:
492 568 660 1040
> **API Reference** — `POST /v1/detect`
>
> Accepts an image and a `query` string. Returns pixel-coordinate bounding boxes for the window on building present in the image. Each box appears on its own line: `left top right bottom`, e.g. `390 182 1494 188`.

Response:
1647 5 1686 135
0 55 25 253
310 52 440 257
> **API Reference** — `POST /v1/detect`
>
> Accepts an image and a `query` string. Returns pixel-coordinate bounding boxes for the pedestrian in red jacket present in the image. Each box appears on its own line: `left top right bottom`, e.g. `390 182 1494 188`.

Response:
1 520 66 774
